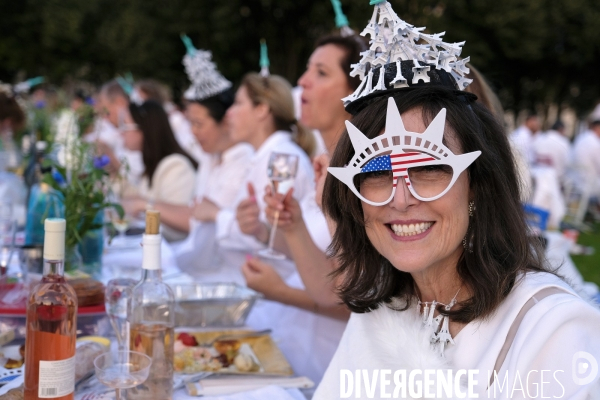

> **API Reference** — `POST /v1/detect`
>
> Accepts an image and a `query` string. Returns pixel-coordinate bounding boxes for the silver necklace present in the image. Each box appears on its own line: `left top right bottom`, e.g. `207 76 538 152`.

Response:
417 288 461 357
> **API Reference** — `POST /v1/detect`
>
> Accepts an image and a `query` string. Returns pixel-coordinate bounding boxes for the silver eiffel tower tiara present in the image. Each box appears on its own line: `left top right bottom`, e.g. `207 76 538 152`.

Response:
181 35 232 102
343 0 473 115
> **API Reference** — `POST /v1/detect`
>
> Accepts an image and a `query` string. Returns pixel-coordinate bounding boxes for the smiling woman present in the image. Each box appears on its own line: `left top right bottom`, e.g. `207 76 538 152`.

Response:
314 1 600 398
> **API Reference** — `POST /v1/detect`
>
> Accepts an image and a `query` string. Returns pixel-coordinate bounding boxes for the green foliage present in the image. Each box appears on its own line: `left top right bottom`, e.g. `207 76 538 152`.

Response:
41 142 123 249
0 0 599 115
571 223 600 287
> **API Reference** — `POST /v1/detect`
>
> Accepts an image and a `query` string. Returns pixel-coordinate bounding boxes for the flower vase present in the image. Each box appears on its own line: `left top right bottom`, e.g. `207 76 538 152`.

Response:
65 245 83 273
79 227 104 280
78 212 104 280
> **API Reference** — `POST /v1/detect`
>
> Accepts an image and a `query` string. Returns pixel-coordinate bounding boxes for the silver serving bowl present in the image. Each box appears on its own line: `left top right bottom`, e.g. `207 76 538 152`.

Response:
169 283 262 327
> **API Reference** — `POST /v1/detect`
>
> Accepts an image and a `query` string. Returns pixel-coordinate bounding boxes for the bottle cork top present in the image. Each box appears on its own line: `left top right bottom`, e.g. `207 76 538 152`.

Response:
145 210 160 235
44 218 65 260
45 218 66 232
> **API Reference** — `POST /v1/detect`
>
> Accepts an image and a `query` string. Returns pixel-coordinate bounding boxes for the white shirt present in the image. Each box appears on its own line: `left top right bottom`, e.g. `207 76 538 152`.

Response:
137 153 196 242
215 131 314 252
172 144 253 270
571 130 600 196
511 125 535 166
315 272 600 399
194 143 254 208
532 130 571 180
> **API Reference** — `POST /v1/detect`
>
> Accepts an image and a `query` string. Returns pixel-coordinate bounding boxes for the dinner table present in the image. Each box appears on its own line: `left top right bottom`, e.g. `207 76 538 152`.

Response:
94 229 348 399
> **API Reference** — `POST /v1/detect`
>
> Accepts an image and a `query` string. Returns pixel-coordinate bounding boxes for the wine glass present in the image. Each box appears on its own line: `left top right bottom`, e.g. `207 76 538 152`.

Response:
257 152 299 260
111 209 130 244
94 350 152 400
105 278 137 351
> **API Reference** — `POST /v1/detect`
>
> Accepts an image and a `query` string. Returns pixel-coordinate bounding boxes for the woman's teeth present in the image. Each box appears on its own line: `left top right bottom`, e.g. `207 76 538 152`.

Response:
390 222 432 236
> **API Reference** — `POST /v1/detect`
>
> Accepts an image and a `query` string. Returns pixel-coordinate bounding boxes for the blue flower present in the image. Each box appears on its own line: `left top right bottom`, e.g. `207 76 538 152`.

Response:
51 170 66 186
93 155 110 169
34 100 46 109
85 97 95 106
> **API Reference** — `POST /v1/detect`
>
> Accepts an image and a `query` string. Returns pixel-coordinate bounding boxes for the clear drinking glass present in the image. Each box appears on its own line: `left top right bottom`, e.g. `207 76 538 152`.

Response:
94 350 152 400
105 278 137 351
257 152 299 260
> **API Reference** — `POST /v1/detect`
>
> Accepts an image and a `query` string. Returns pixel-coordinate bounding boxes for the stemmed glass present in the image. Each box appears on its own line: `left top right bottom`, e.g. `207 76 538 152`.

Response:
94 350 152 400
105 278 137 351
257 152 299 260
110 208 130 244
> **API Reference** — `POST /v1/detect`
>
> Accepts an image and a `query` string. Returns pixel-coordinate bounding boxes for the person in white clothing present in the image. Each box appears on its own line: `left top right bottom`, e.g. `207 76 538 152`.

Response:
572 120 600 197
511 113 541 166
245 34 367 312
216 73 316 252
318 86 600 399
119 100 198 242
96 80 145 184
314 2 600 398
532 120 571 181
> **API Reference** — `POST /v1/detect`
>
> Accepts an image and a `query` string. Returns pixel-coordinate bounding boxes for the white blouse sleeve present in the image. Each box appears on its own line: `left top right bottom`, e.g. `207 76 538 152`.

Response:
496 293 600 399
151 155 196 205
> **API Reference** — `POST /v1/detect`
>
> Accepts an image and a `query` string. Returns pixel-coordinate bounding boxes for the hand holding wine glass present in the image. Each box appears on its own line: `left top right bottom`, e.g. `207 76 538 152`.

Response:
257 152 299 260
263 185 301 232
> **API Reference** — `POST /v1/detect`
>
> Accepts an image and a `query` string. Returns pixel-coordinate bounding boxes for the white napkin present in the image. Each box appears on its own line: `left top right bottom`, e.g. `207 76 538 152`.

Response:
183 384 307 400
186 376 313 397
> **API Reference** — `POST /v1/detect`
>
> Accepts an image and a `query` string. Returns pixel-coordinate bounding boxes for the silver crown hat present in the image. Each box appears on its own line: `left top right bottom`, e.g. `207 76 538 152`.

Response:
181 34 232 101
342 0 474 115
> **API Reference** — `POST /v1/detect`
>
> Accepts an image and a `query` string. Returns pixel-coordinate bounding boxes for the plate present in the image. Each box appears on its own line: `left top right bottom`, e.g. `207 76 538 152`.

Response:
174 329 293 376
0 344 24 387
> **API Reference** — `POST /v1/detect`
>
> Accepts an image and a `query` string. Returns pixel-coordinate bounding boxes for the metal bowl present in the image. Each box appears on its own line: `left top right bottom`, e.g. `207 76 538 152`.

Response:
169 283 261 328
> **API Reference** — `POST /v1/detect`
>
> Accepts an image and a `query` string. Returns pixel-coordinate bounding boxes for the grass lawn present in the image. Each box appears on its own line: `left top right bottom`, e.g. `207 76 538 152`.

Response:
570 223 600 286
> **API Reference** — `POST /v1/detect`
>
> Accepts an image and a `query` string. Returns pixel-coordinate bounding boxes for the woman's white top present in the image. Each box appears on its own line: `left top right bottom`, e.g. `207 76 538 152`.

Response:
215 131 314 252
138 153 196 242
173 143 254 270
314 271 600 399
193 143 254 207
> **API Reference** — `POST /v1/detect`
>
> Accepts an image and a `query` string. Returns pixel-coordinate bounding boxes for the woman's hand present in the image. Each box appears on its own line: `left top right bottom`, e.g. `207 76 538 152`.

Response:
263 186 303 233
193 197 220 222
313 153 330 210
236 183 269 243
241 257 287 301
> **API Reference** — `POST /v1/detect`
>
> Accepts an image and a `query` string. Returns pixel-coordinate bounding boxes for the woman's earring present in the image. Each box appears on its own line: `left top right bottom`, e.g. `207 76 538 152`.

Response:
463 201 475 252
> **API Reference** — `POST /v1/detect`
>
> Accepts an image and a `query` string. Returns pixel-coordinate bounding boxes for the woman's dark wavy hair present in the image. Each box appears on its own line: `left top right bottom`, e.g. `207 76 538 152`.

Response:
129 100 198 186
322 85 549 323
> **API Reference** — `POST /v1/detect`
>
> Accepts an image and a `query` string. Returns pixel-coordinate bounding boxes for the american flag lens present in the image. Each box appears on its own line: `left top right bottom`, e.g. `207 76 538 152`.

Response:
353 152 455 203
